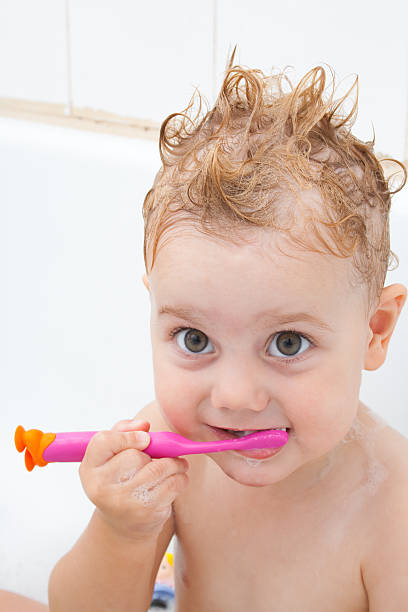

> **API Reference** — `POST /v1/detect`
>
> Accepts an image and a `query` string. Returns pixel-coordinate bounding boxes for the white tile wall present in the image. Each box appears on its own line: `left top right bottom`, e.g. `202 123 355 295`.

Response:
1 0 408 157
215 0 408 160
69 0 215 122
0 0 68 104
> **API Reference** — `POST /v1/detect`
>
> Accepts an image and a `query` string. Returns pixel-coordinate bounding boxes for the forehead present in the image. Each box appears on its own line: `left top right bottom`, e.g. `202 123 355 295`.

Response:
149 228 364 320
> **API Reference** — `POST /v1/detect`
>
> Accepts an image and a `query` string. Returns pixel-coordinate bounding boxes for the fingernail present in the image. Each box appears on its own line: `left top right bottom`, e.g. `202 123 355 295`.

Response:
135 431 150 447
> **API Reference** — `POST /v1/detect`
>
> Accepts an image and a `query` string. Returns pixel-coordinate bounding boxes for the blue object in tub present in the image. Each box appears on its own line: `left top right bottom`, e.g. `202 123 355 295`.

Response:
151 583 175 608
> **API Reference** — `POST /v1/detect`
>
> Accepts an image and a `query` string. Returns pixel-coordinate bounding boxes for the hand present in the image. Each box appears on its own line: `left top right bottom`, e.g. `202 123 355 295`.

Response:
79 418 189 539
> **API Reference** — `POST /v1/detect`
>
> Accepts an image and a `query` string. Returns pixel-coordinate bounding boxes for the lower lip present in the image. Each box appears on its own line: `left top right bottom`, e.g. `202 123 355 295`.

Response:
209 426 289 459
234 446 284 459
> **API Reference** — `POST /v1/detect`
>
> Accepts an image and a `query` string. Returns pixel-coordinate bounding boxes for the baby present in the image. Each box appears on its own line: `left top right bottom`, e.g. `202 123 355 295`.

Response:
49 56 408 611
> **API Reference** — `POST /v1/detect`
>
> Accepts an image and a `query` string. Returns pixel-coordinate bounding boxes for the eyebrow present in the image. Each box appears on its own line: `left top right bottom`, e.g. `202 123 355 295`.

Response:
158 305 334 333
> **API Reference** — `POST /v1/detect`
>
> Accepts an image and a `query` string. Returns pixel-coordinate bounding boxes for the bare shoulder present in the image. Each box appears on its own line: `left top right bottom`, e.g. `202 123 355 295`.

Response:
359 414 408 610
371 418 408 486
0 590 47 611
354 403 408 484
134 400 169 432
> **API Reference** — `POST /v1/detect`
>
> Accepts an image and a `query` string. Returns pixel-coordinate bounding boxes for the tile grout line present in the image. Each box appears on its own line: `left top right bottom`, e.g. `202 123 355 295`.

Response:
65 0 73 117
212 0 217 104
405 42 408 164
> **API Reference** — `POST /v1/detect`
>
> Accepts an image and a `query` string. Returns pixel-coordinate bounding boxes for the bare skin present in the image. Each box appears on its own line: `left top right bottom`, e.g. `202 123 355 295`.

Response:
139 400 408 612
0 590 48 612
49 228 408 611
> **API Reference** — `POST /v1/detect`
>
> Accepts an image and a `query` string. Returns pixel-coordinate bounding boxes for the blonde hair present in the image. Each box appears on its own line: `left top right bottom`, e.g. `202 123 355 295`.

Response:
143 52 405 313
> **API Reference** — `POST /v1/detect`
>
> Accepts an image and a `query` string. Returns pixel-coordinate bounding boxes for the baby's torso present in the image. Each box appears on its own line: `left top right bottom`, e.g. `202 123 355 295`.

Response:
173 454 369 612
145 401 408 612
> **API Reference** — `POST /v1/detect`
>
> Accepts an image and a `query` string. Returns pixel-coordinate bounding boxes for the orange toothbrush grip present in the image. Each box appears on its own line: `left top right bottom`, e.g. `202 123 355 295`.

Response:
15 426 56 471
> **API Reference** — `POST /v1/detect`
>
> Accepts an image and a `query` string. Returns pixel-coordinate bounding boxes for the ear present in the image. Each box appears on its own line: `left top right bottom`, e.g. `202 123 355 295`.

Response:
142 274 150 291
364 283 407 371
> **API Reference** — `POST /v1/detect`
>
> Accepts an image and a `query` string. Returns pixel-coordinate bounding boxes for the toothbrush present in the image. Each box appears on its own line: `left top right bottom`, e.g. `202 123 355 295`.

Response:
14 425 289 472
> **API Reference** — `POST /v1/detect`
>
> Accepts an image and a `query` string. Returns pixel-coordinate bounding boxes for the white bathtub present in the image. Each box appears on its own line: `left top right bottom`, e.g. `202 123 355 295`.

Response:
1 117 407 604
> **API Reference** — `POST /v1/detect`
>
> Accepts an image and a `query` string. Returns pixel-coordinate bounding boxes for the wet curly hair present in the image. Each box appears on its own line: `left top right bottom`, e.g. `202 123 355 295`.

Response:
143 51 406 314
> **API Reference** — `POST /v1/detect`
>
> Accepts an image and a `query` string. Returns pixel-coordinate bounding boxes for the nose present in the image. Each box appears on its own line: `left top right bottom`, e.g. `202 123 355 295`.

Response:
210 361 269 413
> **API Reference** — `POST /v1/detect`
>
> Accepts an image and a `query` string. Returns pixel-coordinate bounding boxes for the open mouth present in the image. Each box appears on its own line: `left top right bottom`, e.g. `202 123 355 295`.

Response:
209 425 290 459
211 426 290 439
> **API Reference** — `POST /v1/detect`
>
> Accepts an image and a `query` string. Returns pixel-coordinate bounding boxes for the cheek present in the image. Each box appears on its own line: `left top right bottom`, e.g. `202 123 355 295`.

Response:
288 356 362 445
152 356 206 432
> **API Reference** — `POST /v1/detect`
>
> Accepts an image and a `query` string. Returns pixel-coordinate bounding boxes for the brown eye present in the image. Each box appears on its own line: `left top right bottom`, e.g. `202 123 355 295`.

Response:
176 328 213 354
277 332 301 355
268 331 310 358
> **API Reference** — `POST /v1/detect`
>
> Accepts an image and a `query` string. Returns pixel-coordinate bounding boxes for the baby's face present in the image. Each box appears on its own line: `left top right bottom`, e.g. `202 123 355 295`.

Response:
146 228 372 488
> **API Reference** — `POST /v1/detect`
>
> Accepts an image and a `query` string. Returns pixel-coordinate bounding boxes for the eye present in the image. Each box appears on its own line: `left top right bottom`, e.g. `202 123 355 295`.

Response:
175 328 214 354
267 331 311 359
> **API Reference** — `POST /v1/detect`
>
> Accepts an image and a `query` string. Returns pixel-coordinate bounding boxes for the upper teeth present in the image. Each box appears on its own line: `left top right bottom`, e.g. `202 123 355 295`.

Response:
226 428 287 437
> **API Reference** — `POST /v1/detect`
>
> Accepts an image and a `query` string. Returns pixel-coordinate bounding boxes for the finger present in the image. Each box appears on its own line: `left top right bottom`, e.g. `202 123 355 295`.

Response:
105 447 152 485
123 456 189 491
81 430 151 469
111 418 151 433
109 453 188 489
130 468 189 507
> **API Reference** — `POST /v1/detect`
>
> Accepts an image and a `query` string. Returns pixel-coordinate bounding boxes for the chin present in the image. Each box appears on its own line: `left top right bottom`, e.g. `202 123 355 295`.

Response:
234 477 272 487
210 454 284 487
227 469 279 487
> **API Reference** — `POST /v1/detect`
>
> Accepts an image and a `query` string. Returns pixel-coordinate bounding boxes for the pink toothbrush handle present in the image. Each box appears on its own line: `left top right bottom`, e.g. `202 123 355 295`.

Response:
43 431 98 462
43 430 289 461
17 427 289 470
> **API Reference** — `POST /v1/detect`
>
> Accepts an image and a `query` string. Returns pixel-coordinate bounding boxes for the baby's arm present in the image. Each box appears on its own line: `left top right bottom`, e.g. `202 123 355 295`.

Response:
0 590 48 611
48 417 188 611
49 507 174 612
361 486 408 610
